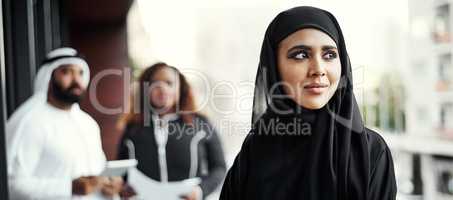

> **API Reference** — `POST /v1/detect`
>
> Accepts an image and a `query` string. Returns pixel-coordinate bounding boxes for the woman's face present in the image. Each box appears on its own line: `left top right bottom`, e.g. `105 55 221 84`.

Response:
277 28 341 109
149 67 180 112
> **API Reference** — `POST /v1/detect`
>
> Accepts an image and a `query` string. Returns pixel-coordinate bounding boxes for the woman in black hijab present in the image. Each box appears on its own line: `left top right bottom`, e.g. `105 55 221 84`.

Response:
220 6 397 200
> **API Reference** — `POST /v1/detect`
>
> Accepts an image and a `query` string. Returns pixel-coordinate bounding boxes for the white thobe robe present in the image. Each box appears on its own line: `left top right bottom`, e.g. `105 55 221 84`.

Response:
7 102 107 200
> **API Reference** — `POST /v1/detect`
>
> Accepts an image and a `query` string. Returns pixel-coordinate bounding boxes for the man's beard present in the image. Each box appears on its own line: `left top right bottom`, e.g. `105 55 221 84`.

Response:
51 79 84 104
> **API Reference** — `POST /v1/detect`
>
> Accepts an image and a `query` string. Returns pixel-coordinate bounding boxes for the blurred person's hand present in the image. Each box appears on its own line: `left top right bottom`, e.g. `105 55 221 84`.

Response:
72 176 103 195
100 177 124 197
119 183 137 199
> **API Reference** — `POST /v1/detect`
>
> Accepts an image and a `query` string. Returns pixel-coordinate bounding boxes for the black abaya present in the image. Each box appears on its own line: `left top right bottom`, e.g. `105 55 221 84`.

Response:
220 6 397 200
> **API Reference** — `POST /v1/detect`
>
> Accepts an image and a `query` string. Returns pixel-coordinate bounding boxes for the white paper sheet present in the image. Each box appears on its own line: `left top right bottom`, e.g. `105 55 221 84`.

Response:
99 159 138 177
127 168 201 200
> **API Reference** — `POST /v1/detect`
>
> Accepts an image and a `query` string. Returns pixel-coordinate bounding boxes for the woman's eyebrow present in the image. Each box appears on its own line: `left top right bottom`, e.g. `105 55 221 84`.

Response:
287 44 312 52
287 44 337 52
322 45 337 51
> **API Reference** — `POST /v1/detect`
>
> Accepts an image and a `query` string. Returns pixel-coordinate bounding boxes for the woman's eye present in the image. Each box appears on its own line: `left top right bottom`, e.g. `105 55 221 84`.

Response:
165 81 173 86
289 51 308 60
323 51 337 60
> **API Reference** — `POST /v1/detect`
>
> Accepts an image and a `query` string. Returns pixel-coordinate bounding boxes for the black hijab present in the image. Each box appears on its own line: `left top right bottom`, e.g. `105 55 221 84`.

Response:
221 6 396 200
252 6 361 130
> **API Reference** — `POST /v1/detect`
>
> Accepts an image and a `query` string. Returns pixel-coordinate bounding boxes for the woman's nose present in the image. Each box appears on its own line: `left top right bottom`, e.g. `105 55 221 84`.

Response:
309 57 326 77
311 71 326 77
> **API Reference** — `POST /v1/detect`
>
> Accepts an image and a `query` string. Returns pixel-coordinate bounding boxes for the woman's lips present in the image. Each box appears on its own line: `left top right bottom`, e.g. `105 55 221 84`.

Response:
304 83 328 95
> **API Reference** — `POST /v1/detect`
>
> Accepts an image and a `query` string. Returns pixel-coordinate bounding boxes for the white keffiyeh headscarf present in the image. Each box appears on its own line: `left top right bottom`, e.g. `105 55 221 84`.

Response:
6 47 90 172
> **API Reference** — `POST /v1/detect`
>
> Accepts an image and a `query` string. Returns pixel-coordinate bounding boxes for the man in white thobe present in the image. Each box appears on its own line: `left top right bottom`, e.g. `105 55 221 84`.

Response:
6 47 122 200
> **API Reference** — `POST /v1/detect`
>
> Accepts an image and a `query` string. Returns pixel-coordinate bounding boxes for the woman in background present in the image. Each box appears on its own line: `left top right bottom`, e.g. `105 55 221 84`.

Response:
220 6 396 200
118 62 226 200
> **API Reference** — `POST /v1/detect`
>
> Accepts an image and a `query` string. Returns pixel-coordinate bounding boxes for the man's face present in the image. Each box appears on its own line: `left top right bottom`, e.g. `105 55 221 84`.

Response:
50 64 86 104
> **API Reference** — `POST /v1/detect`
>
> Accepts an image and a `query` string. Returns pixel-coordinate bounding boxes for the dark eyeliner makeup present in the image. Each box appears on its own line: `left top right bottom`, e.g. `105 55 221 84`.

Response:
323 50 338 60
287 49 309 59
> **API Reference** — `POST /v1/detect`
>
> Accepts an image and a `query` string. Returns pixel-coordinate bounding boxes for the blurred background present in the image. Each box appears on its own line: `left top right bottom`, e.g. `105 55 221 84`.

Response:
1 0 453 199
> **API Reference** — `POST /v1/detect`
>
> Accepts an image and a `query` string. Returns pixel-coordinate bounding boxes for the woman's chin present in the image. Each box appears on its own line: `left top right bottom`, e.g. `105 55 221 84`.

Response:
298 99 327 110
150 103 172 113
